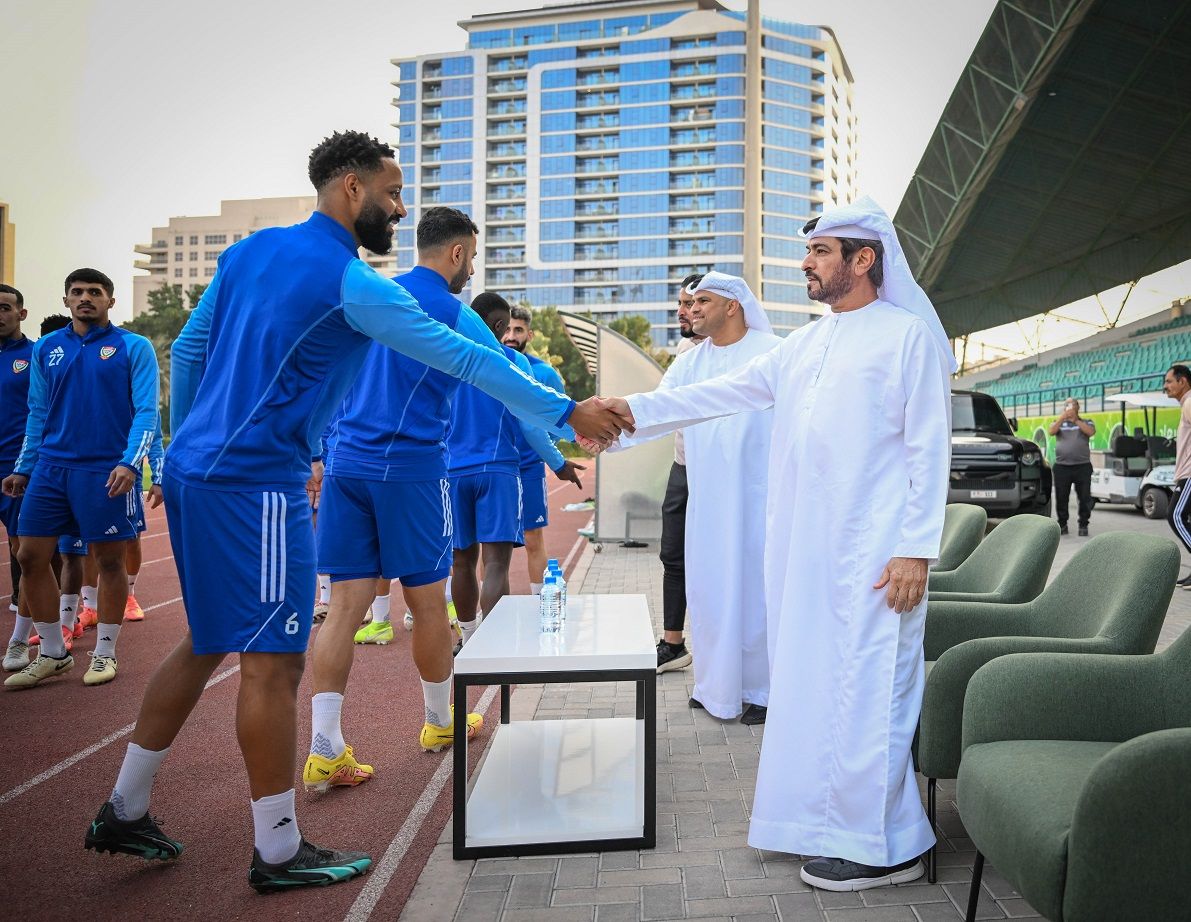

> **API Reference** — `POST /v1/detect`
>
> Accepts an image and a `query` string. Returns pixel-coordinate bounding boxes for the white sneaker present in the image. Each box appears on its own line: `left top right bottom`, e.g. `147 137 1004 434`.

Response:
83 652 118 686
403 611 414 631
3 640 30 672
5 652 74 688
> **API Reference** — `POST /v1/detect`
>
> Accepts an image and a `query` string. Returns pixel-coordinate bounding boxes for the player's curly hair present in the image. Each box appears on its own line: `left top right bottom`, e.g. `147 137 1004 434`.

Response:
307 130 395 191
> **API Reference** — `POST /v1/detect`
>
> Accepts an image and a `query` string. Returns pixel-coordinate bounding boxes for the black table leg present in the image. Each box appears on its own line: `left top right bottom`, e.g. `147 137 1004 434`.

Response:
501 683 511 724
642 670 656 848
452 673 468 859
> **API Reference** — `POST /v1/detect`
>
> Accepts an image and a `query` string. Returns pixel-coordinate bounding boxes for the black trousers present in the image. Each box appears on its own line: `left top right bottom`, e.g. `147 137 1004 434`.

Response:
1169 479 1191 554
659 462 688 634
1053 462 1093 527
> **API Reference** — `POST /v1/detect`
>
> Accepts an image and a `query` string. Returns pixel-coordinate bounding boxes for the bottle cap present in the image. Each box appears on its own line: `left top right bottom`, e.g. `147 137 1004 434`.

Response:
544 574 557 585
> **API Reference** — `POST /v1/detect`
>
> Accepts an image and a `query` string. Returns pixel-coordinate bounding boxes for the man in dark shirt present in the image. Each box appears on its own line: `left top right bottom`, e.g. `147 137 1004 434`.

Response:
1048 398 1096 536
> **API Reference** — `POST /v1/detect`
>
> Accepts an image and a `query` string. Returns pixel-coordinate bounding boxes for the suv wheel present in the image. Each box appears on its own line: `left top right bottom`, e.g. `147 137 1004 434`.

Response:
1142 488 1169 520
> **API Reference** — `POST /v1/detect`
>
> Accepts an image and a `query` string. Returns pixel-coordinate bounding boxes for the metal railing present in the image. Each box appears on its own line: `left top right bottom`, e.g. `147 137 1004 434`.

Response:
983 373 1167 418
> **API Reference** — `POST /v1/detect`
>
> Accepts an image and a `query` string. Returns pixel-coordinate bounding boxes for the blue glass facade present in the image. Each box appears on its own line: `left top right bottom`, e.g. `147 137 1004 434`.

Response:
393 2 857 344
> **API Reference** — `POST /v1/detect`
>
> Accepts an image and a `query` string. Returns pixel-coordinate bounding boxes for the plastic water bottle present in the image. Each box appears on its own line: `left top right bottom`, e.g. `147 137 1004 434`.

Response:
549 560 568 621
539 575 561 633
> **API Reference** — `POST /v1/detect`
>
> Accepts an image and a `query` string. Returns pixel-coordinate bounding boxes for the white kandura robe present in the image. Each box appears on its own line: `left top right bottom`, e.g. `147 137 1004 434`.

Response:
623 301 951 866
615 327 780 718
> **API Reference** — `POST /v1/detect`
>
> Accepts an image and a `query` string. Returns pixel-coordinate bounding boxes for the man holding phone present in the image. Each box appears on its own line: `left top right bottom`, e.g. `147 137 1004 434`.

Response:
1048 397 1096 536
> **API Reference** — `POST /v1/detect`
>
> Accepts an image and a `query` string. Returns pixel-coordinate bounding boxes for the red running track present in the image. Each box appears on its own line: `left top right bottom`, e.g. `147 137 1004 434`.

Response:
0 476 593 921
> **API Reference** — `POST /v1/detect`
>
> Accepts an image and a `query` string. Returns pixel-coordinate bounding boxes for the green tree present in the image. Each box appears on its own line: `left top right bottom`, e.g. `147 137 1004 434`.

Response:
520 305 596 402
608 314 673 370
123 282 206 436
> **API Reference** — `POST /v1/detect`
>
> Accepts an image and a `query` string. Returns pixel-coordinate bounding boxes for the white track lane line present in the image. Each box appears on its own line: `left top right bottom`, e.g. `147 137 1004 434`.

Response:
0 598 247 808
343 683 500 922
0 529 169 564
560 534 585 575
2 550 176 602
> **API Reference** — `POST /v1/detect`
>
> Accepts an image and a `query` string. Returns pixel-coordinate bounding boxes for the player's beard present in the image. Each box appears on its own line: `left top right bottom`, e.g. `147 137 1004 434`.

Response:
356 199 396 255
448 260 470 294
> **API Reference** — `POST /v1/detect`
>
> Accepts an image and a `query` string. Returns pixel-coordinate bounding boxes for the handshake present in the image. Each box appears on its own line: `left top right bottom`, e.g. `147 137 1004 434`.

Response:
568 396 636 454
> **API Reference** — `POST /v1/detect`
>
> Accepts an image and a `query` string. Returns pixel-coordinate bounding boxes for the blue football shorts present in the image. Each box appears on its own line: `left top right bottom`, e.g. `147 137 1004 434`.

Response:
16 463 140 543
449 470 523 550
316 475 452 587
164 472 315 655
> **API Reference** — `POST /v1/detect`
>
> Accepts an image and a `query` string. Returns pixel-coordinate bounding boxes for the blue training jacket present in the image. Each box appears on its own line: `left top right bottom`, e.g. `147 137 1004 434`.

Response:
324 265 472 481
15 323 159 476
0 334 34 470
167 212 573 491
515 353 574 474
446 333 567 478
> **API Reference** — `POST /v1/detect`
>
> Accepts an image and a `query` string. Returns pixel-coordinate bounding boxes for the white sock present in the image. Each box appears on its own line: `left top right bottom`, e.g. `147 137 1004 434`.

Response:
457 616 480 646
251 789 301 865
35 621 66 658
371 593 391 623
94 621 121 658
421 676 452 727
60 594 80 630
82 585 98 610
317 575 331 604
310 691 345 758
127 572 138 593
111 742 170 821
9 614 32 645
530 582 542 596
444 578 453 604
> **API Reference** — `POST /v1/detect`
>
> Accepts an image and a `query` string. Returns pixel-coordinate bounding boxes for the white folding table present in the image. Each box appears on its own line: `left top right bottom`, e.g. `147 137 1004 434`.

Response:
452 593 657 859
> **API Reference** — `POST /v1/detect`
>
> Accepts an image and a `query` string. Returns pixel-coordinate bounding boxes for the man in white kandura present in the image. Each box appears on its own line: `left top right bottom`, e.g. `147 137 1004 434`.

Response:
592 197 953 891
613 272 779 723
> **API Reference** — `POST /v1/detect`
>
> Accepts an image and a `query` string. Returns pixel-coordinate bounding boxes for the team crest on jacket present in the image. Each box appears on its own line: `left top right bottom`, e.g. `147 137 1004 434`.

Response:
99 345 118 360
11 359 28 373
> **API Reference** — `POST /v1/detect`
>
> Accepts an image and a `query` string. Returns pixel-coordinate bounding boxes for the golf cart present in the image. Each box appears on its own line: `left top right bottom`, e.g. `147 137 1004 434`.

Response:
1089 393 1177 519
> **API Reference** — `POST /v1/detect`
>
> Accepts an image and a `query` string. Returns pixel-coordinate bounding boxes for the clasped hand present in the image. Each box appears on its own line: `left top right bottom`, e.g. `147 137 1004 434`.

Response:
569 396 636 454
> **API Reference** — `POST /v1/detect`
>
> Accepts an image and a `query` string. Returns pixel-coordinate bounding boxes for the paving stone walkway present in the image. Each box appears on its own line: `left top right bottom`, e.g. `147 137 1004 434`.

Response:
402 504 1189 922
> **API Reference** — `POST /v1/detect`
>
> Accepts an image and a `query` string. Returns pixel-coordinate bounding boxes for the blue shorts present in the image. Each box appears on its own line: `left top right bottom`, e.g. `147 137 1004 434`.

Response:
16 463 141 543
164 473 315 655
0 491 20 537
520 469 549 532
450 471 523 550
58 535 88 556
316 475 452 587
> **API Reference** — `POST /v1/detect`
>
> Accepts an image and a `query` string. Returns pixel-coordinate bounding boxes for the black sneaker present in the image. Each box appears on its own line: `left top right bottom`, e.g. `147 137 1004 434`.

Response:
740 704 767 725
656 639 692 674
1059 524 1069 535
800 856 923 891
249 838 371 893
1078 526 1089 537
85 801 183 861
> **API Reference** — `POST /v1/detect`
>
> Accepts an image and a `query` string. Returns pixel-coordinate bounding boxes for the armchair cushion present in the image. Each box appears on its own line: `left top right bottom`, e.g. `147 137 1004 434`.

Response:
957 740 1116 922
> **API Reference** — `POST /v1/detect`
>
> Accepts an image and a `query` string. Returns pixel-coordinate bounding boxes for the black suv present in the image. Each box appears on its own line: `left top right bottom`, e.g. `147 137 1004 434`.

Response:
950 390 1052 518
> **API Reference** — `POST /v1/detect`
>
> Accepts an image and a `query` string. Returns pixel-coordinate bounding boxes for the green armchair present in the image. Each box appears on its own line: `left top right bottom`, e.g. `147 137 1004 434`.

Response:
916 532 1179 881
956 626 1191 921
928 514 1060 603
932 503 988 572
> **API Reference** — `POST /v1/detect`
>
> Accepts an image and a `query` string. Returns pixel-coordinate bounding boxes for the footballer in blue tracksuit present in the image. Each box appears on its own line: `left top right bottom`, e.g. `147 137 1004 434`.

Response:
86 132 623 890
502 304 578 591
0 283 32 645
307 208 577 783
446 292 585 638
3 269 158 692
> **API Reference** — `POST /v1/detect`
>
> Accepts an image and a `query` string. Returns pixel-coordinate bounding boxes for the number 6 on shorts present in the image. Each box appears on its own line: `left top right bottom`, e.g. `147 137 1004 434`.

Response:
285 612 300 635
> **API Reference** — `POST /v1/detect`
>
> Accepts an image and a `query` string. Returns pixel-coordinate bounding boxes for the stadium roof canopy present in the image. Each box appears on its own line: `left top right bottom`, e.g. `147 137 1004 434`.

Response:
893 0 1191 338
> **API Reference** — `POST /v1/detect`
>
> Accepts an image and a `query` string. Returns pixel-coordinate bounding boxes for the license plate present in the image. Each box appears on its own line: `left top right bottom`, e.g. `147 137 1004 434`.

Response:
969 490 997 499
